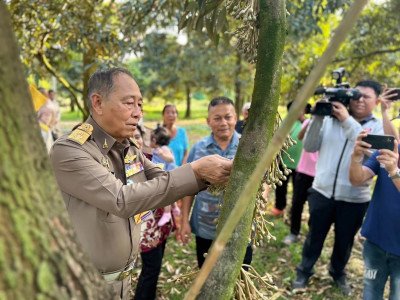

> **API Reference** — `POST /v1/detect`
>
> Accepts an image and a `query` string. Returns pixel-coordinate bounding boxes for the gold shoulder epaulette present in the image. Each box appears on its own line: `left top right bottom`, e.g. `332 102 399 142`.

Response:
129 137 140 149
68 123 93 145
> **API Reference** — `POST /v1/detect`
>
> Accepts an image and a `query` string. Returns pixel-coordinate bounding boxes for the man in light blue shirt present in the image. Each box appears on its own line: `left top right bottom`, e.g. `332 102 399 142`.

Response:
179 96 253 268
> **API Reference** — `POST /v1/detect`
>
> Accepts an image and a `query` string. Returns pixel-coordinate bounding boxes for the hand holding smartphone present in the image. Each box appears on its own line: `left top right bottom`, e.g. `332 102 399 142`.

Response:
362 134 395 150
387 88 400 101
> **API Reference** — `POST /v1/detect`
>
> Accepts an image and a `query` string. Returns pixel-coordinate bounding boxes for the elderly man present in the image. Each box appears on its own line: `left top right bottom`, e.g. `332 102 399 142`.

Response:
235 102 250 134
50 68 232 299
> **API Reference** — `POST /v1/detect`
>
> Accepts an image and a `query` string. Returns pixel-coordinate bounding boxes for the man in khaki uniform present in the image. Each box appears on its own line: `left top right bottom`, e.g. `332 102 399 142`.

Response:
50 68 232 299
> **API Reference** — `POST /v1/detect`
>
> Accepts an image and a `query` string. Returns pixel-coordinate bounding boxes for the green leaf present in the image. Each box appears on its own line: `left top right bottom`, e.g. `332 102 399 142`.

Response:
197 0 204 10
203 0 224 16
213 31 220 46
195 15 204 32
205 17 214 37
187 1 198 14
216 7 226 33
178 16 190 31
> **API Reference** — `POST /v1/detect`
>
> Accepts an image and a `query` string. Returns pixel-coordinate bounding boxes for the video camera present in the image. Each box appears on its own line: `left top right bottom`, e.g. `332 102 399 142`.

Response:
311 67 362 116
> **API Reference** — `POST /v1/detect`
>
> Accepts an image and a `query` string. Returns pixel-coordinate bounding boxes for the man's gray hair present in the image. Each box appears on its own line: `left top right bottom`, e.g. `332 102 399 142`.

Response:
242 102 251 113
87 67 134 112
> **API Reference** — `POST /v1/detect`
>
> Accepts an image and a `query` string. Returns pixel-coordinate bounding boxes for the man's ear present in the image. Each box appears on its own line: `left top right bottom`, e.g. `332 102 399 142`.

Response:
91 93 104 115
206 116 211 127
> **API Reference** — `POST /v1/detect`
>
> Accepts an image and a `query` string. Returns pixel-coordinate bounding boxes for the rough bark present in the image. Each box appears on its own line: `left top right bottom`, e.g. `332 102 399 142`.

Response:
195 1 286 298
0 2 111 299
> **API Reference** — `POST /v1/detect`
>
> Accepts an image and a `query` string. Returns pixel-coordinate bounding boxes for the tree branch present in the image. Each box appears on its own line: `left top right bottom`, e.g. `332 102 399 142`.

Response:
36 51 85 115
334 47 400 62
37 33 85 115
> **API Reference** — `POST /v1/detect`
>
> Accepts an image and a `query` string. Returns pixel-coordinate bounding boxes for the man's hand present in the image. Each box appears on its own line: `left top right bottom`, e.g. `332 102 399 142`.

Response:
380 84 397 113
190 154 233 185
380 84 399 141
377 140 399 176
179 220 192 245
350 130 375 186
332 101 350 122
351 130 373 162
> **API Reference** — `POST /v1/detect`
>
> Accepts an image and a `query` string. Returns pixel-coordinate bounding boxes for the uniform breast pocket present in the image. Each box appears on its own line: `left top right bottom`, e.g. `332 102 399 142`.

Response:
97 209 123 223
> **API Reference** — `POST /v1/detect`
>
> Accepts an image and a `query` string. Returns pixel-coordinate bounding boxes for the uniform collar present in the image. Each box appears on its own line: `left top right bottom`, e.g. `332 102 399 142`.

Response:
86 116 129 155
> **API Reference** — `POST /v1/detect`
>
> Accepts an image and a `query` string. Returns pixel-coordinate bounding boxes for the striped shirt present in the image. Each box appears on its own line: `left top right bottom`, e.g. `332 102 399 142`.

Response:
188 131 240 240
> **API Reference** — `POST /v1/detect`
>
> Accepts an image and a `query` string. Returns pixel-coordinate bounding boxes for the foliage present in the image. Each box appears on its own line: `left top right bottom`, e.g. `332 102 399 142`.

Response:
132 31 250 103
8 0 183 117
286 0 351 38
333 1 400 85
282 1 400 104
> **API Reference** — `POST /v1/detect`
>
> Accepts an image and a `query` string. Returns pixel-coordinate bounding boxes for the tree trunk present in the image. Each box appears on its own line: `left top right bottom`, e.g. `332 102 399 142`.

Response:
185 84 191 119
70 97 75 112
0 3 111 299
196 0 286 298
234 51 243 116
82 51 96 120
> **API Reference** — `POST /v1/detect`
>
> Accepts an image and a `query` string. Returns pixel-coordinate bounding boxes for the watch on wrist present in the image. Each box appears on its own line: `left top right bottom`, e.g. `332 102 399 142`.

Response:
389 169 400 179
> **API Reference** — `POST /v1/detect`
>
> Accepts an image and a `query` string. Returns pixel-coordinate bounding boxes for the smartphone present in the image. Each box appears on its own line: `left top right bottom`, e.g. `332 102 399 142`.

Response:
362 134 395 150
311 102 332 116
387 88 400 101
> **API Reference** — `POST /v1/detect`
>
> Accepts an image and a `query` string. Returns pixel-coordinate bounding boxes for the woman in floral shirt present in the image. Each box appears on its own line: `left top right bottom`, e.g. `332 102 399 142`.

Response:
133 126 176 300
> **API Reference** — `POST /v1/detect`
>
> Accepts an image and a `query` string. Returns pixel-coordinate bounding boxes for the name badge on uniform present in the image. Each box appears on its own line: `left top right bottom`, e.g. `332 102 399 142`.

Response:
134 211 151 224
125 161 144 177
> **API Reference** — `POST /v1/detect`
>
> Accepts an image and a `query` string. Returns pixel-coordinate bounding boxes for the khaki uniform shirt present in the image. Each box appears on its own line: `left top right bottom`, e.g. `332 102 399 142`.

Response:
140 125 153 154
50 116 204 275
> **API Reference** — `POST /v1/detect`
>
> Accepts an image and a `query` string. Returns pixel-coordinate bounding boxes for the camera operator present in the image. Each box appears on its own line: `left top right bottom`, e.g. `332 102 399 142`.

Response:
349 88 400 300
292 80 384 295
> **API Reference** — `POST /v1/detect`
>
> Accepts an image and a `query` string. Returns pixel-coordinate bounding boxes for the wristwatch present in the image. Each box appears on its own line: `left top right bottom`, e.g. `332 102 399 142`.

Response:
389 168 400 179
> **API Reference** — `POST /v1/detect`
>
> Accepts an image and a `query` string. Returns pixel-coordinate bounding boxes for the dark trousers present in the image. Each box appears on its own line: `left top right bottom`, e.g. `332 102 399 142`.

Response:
290 172 314 236
134 241 166 300
195 236 253 269
297 189 368 279
275 168 296 210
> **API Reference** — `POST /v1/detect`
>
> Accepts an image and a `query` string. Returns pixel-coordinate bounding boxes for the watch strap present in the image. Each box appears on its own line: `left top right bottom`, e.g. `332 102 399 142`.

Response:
389 169 400 179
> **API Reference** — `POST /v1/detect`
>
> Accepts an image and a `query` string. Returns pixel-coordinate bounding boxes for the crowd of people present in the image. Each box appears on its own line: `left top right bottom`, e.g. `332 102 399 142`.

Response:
46 67 400 299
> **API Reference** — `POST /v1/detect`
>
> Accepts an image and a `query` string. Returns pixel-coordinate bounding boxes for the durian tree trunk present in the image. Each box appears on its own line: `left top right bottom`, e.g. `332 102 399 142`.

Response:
0 2 111 299
196 0 286 298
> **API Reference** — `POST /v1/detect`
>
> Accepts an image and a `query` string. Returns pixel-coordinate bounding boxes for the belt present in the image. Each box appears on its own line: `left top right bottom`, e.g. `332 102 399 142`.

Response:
102 261 136 281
